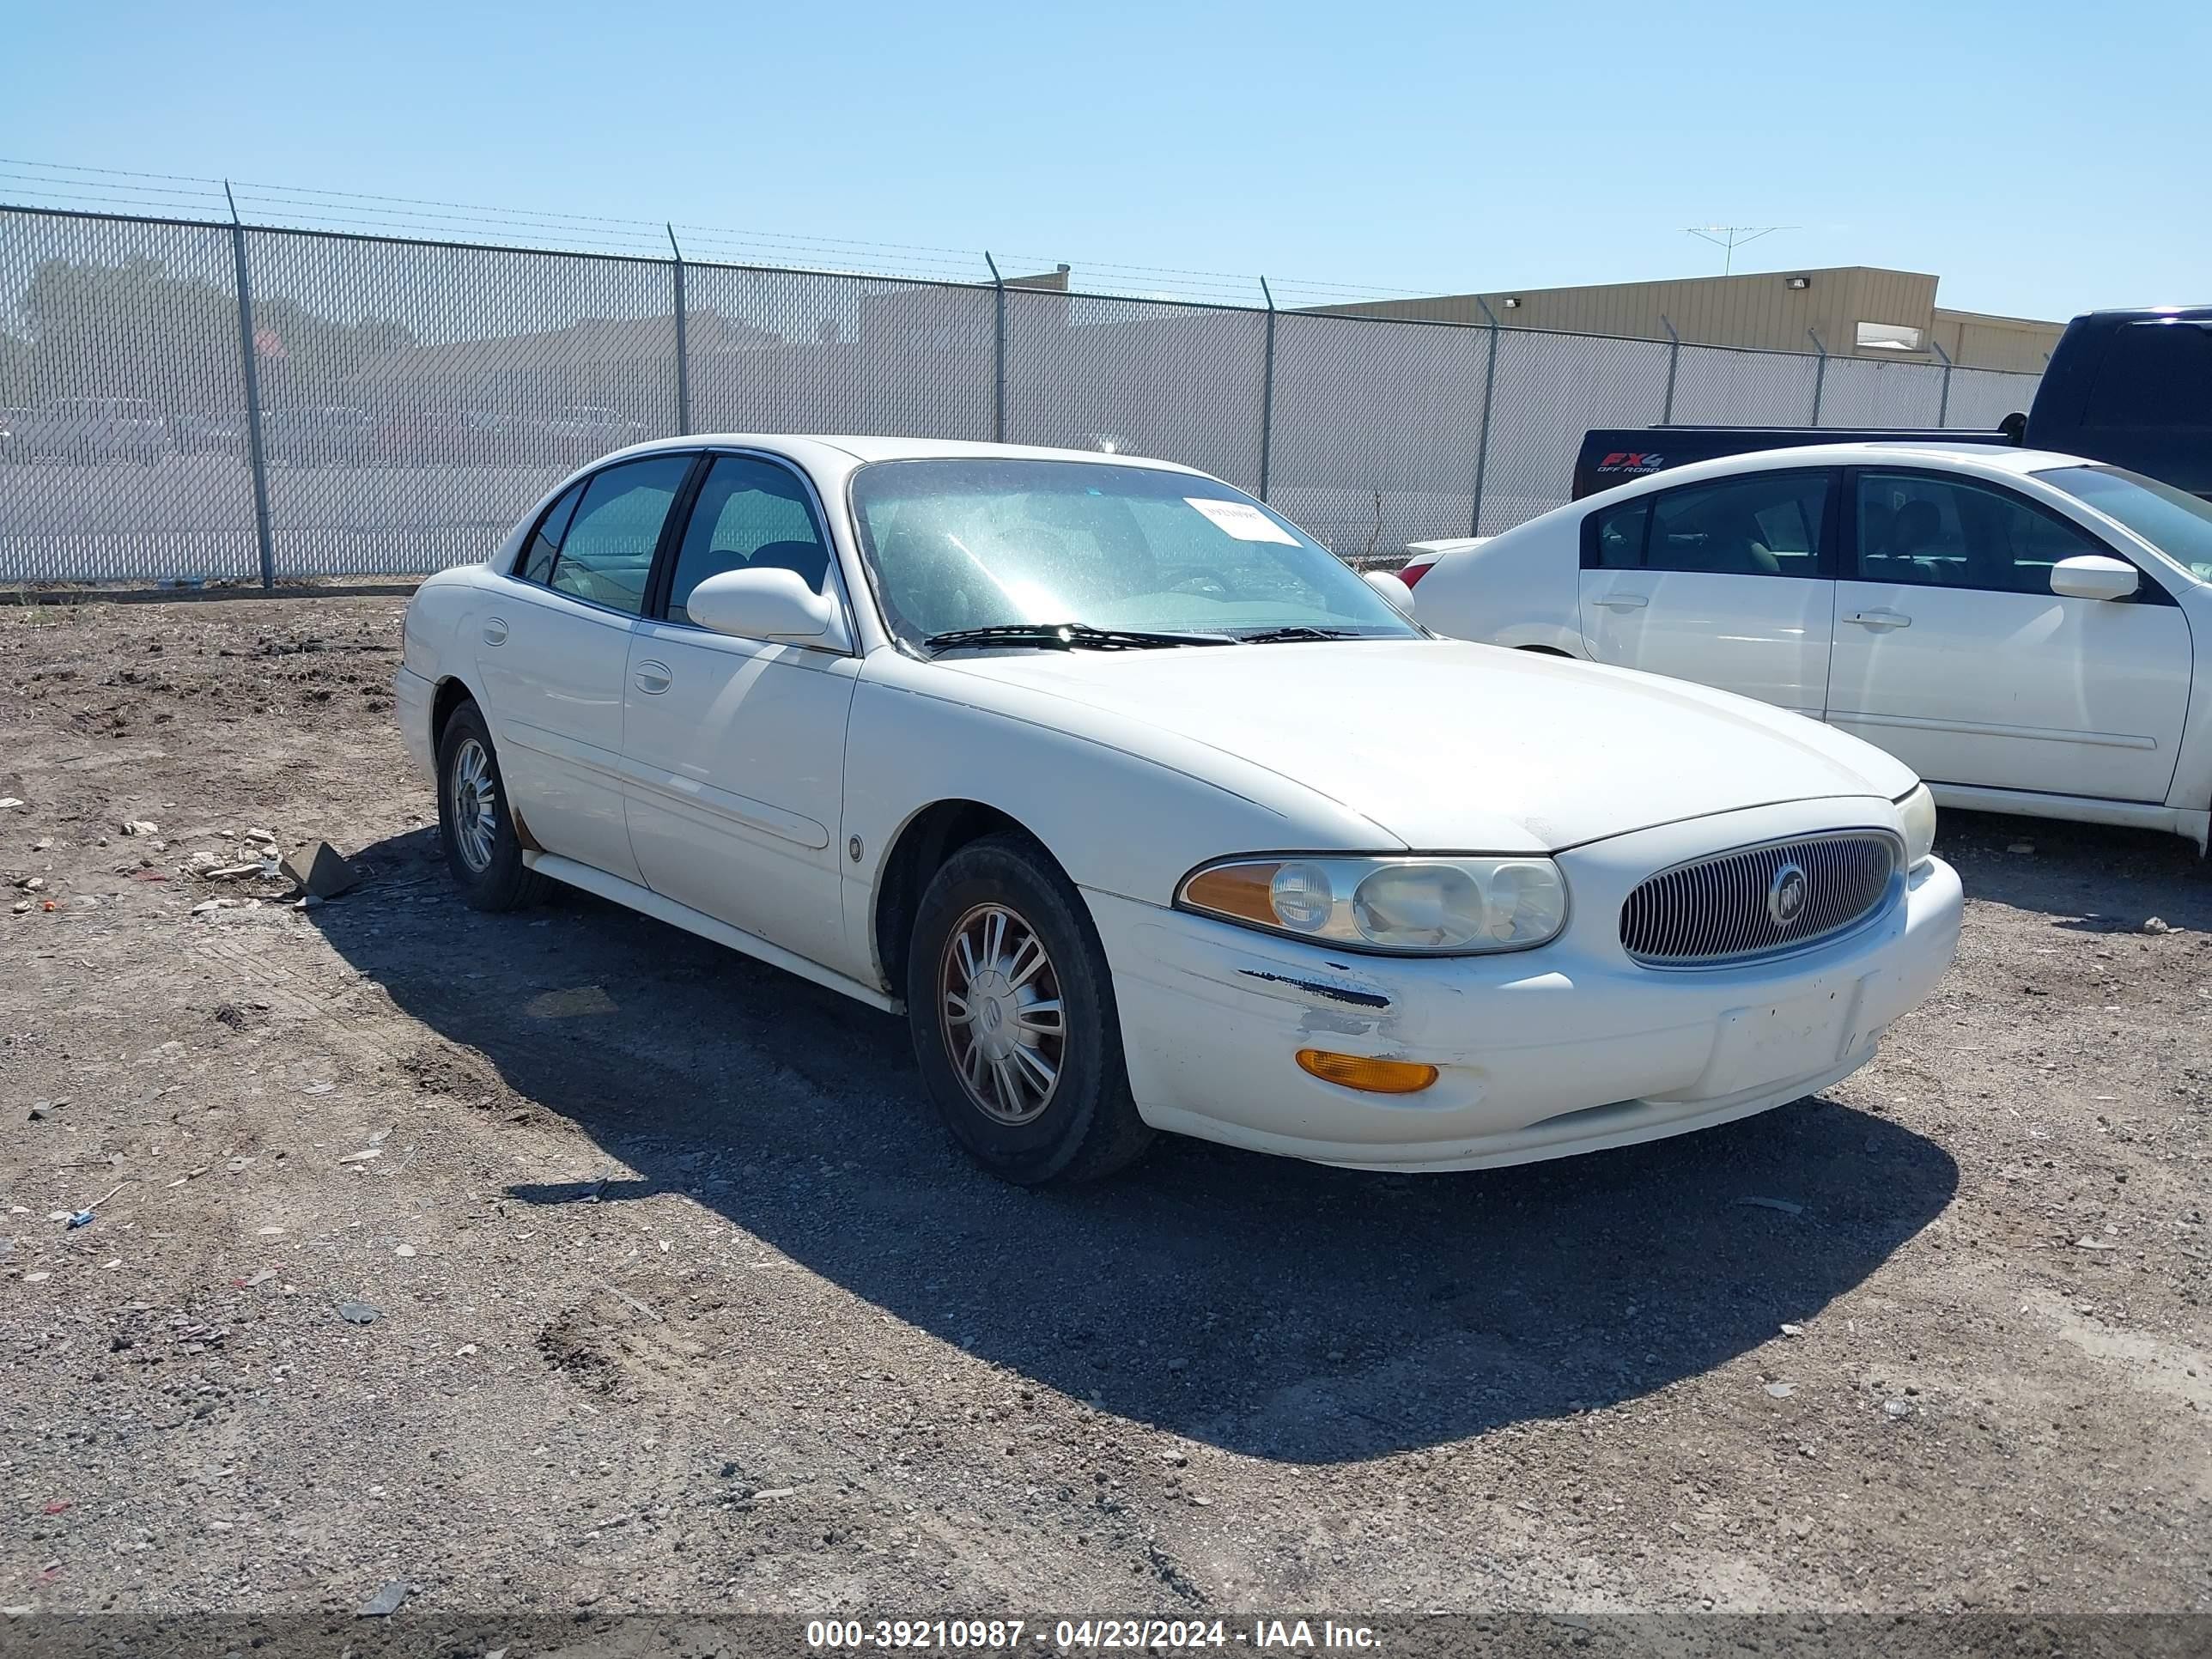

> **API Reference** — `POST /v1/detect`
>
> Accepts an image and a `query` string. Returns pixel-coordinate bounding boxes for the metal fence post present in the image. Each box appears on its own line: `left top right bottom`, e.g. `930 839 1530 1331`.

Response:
1660 314 1680 424
1931 339 1954 428
667 225 691 435
1468 297 1503 537
1807 326 1829 426
1257 276 1277 500
223 183 276 592
984 251 1006 443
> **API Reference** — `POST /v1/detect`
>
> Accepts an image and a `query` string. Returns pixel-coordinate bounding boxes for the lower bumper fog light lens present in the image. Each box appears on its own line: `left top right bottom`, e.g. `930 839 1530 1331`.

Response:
1295 1049 1439 1094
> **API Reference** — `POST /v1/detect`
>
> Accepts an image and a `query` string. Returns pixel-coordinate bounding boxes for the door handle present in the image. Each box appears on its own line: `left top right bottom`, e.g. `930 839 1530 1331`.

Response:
1592 592 1648 611
1844 609 1911 631
481 617 508 647
633 660 673 696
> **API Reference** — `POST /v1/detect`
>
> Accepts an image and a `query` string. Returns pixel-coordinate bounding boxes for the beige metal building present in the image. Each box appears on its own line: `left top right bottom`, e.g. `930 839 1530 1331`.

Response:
1316 267 2061 374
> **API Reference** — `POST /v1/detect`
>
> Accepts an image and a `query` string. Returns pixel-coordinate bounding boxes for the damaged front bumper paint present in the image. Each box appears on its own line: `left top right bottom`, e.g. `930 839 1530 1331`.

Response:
1086 798 1964 1173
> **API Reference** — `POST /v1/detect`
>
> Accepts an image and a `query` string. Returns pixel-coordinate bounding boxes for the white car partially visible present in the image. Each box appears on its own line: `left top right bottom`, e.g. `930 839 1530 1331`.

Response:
1412 443 2212 848
395 434 1960 1184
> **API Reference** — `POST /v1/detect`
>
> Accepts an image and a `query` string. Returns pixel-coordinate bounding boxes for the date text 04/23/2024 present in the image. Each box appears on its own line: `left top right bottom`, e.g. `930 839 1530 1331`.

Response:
805 1620 1380 1651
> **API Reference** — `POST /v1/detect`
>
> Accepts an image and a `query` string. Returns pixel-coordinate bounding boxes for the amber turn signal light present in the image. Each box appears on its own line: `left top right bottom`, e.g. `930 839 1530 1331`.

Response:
1294 1049 1439 1094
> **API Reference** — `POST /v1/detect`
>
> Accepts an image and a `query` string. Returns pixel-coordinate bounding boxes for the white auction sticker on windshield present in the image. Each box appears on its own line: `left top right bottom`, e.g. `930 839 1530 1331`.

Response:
1185 496 1299 544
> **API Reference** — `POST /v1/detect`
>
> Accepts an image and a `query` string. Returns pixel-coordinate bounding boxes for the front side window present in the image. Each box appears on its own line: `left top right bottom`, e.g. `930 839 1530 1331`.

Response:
529 454 692 616
665 455 830 626
848 459 1419 647
1855 471 2106 595
1638 472 1828 577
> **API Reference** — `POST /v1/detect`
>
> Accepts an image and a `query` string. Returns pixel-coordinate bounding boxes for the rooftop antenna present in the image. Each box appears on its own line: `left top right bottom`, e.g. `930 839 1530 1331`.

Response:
1685 225 1795 276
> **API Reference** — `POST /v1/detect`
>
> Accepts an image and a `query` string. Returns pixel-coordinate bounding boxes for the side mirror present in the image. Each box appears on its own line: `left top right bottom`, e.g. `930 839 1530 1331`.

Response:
684 566 848 648
1362 568 1417 615
2049 555 2139 602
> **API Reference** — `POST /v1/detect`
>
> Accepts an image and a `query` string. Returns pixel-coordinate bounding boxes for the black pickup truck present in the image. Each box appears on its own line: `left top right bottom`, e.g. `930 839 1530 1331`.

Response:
1574 304 2212 501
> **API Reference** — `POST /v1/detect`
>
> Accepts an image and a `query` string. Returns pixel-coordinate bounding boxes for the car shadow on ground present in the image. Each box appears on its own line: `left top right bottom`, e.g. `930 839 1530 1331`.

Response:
1936 810 2209 933
319 827 1958 1464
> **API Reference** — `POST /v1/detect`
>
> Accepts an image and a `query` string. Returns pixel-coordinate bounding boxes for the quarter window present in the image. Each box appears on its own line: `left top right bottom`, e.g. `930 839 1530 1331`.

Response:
1634 472 1828 577
665 455 830 626
1854 471 2108 595
529 455 692 616
517 482 582 585
1585 497 1650 569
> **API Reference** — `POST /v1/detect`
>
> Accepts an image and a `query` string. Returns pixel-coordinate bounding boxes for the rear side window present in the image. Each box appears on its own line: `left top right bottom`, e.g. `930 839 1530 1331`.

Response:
1617 472 1829 578
2084 321 2212 428
523 455 692 615
665 455 830 626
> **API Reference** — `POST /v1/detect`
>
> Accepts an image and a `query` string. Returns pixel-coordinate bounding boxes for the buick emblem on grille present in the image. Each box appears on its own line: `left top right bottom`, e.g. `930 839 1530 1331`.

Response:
1768 862 1809 927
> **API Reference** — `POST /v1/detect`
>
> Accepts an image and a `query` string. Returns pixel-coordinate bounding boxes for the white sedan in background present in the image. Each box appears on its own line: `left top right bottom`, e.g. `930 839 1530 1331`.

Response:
1410 443 2212 848
396 435 1959 1183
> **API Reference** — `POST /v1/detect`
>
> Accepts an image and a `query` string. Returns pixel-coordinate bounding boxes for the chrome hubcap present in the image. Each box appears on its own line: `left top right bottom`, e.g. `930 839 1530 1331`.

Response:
939 902 1064 1126
450 737 498 872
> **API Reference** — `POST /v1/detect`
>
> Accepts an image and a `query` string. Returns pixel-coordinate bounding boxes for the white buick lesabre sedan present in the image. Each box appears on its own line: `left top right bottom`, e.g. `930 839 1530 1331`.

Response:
1410 442 2212 848
393 435 1961 1183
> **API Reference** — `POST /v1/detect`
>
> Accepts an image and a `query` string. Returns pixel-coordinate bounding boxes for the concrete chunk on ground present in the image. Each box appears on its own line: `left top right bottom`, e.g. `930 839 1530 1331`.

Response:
281 840 364 899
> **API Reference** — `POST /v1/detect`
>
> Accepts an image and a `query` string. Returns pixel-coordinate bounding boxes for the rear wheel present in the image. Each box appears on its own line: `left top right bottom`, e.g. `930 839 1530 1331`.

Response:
906 833 1152 1185
435 700 546 912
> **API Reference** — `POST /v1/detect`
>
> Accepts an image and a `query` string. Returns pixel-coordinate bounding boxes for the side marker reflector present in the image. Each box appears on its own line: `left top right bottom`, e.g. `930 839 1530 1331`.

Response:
1295 1049 1439 1094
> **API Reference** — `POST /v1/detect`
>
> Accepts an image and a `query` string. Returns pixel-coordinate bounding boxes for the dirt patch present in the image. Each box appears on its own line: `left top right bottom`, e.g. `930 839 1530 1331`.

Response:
0 595 2206 1617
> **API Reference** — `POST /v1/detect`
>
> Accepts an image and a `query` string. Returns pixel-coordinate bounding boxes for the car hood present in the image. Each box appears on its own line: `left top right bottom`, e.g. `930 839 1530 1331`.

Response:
932 639 1917 852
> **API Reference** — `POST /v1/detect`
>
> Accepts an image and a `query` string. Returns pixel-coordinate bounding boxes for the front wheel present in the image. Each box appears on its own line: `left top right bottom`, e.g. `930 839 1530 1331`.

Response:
906 833 1152 1185
435 700 546 912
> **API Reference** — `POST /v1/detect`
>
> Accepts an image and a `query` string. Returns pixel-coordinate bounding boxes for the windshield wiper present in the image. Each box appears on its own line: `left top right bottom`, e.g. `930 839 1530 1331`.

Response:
1234 625 1373 643
924 623 1237 653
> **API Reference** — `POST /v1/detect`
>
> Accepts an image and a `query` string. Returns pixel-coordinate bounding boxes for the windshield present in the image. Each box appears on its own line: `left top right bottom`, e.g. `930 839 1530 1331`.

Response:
847 458 1420 649
2036 464 2212 582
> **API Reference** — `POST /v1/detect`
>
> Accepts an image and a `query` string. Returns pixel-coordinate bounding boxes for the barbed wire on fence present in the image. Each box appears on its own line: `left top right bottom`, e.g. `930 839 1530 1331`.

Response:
0 202 2043 586
0 158 1455 309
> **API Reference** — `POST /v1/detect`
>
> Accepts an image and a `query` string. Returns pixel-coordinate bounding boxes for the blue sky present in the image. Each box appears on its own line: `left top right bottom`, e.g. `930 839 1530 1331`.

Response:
5 0 2203 319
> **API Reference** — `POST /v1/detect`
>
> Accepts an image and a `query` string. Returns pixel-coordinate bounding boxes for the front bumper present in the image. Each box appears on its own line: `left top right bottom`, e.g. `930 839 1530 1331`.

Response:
1090 798 1963 1172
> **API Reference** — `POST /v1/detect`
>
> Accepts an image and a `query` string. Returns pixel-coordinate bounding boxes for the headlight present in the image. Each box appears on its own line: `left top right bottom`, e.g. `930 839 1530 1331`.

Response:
1176 855 1567 955
1896 784 1936 872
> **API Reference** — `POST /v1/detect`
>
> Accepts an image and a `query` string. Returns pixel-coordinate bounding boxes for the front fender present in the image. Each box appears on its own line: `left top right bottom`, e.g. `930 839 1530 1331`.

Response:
836 670 1395 987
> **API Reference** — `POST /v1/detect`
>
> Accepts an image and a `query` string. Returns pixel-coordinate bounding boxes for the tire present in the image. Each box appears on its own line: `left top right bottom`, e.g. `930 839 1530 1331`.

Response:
435 700 547 912
906 832 1152 1185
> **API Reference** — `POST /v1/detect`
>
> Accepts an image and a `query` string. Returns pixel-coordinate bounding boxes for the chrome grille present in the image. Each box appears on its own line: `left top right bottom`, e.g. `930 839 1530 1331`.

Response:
1620 831 1900 967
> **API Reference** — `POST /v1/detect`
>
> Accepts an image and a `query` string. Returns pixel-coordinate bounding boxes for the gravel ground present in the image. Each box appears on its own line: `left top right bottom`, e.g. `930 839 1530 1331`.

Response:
0 596 2206 1619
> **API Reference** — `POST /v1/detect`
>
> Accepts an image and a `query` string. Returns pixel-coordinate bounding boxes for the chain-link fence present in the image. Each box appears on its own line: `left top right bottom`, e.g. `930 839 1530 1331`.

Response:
0 205 2047 585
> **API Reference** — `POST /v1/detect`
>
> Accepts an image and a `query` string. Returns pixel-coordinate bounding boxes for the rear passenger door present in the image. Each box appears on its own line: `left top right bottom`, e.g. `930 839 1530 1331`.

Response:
475 452 696 884
1578 469 1837 714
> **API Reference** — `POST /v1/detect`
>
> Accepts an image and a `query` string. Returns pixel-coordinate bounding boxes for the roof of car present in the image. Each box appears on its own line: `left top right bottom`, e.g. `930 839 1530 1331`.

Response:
613 432 1208 471
1585 440 2101 497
